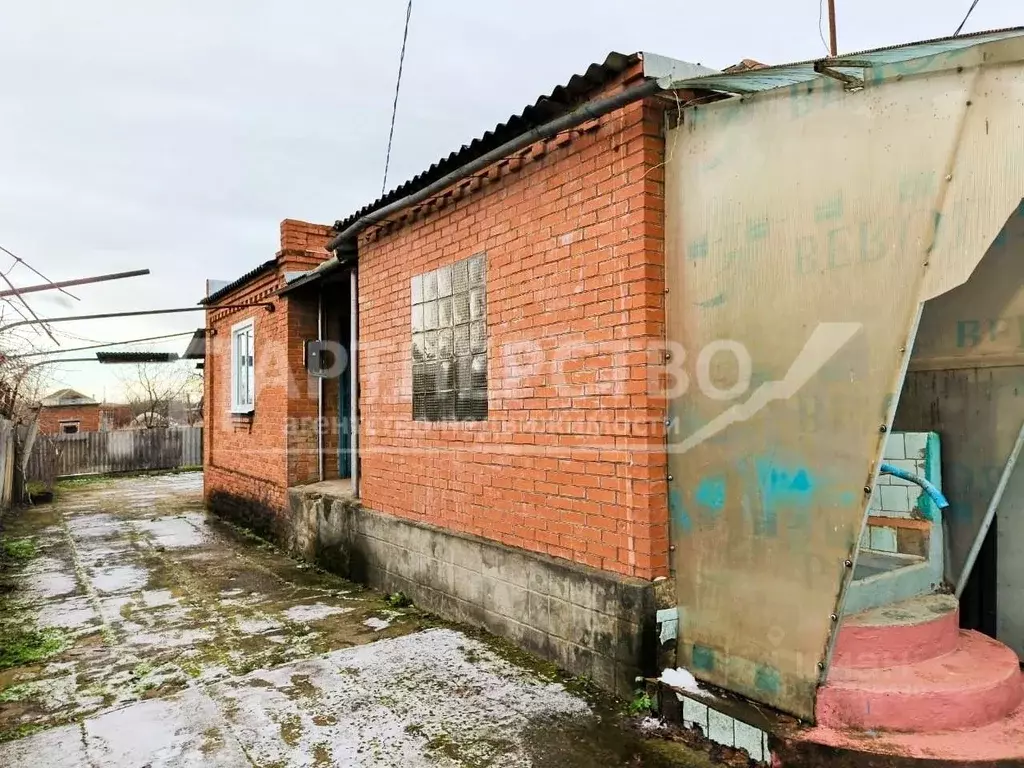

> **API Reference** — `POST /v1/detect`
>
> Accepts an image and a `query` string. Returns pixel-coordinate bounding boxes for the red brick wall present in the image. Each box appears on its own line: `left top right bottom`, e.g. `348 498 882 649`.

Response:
356 95 669 579
37 405 100 434
203 220 332 526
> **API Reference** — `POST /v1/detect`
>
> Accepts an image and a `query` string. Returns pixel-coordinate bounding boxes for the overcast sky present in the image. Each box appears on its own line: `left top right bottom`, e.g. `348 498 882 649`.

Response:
0 1 1018 401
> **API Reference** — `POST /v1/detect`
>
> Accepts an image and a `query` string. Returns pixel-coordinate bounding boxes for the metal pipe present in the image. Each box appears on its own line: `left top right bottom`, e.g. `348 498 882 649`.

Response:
350 268 359 496
827 0 838 57
8 331 196 359
0 304 272 334
0 269 150 298
955 421 1024 597
324 78 663 252
317 290 324 482
0 269 59 345
879 462 948 514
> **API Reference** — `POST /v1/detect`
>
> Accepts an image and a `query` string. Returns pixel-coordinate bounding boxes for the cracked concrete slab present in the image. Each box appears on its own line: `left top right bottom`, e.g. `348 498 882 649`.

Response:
1 472 713 767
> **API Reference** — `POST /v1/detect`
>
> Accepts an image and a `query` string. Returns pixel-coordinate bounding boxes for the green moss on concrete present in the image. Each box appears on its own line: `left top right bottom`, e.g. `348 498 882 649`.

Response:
1 539 36 563
0 723 45 744
0 627 67 670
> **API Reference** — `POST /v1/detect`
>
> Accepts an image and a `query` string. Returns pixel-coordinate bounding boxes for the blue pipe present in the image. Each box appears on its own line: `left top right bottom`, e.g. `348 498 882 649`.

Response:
879 462 949 513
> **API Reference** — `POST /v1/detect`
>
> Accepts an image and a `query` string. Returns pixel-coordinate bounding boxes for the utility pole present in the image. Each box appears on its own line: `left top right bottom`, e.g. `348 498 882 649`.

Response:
827 0 838 57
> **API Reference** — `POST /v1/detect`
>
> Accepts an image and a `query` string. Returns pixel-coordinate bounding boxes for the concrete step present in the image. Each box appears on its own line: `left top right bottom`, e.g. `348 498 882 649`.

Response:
780 680 1024 765
831 593 959 669
817 630 1023 732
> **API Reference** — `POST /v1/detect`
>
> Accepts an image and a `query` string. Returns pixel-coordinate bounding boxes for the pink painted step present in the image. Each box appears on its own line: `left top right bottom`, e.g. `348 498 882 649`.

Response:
831 593 960 669
792 680 1024 764
818 630 1023 732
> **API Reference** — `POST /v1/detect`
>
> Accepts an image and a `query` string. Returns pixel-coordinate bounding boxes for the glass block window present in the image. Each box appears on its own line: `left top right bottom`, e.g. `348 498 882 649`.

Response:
412 253 487 421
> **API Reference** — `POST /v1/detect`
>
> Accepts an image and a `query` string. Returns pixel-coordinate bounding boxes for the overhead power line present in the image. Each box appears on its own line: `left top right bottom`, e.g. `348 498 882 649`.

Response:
953 0 981 36
381 0 414 196
0 270 59 346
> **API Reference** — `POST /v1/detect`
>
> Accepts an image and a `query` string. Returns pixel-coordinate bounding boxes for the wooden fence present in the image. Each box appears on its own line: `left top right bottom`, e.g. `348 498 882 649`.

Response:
25 427 203 483
0 418 14 507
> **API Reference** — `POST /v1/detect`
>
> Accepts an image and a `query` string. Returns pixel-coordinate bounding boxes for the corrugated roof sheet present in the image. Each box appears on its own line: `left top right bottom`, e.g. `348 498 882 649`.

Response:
332 52 642 233
95 352 180 364
182 329 206 360
201 258 277 305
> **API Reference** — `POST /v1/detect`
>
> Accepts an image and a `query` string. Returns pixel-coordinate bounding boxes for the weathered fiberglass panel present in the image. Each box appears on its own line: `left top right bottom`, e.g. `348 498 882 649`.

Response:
664 38 1024 719
897 202 1024 655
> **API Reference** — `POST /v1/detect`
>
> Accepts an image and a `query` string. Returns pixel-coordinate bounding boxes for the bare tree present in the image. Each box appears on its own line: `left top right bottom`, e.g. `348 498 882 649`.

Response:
117 362 202 428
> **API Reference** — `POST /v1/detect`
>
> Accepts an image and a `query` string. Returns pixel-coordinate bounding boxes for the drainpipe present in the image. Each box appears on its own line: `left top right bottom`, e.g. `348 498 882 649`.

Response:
350 269 359 497
317 290 324 482
323 78 663 254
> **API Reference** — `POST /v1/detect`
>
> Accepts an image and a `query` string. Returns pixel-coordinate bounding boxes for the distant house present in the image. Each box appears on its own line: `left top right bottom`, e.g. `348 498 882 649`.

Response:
99 403 134 431
34 389 100 435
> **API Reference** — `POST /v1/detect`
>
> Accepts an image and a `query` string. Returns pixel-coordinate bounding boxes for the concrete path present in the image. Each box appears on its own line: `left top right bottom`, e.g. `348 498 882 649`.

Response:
0 472 711 767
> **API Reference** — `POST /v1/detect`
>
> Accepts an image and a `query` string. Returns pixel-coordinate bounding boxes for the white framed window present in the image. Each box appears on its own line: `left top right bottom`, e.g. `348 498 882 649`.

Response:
230 318 255 414
59 420 80 434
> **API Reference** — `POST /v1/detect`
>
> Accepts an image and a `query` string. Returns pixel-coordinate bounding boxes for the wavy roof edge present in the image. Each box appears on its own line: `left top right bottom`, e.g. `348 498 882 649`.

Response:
331 51 650 234
201 258 278 305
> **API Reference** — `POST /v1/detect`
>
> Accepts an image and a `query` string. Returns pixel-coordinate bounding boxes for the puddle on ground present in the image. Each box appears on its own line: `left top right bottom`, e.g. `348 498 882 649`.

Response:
22 570 79 601
139 589 176 609
135 516 208 549
91 565 149 594
35 598 97 631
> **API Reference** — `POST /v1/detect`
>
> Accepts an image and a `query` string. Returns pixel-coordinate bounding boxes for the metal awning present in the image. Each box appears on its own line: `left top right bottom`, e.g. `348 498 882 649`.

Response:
95 352 180 364
182 329 207 360
656 26 1024 94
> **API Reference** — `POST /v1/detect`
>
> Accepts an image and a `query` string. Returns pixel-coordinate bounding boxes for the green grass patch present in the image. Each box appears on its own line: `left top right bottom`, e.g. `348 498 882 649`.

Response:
384 591 412 609
0 723 45 743
1 539 35 562
0 627 67 670
627 690 653 715
24 481 50 497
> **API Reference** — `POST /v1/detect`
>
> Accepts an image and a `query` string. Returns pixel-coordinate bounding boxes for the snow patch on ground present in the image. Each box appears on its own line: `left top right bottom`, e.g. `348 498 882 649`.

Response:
236 616 283 635
213 628 591 767
283 603 352 623
639 716 665 732
363 617 391 631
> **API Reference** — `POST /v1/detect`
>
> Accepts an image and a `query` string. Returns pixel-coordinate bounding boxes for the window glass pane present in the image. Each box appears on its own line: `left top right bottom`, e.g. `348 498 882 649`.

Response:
436 265 452 297
412 255 486 421
235 332 244 405
246 329 254 404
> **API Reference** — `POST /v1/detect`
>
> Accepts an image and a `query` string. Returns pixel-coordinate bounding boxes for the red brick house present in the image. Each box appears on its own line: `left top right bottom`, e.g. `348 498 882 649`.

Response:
202 33 1024 765
203 52 674 695
35 389 100 434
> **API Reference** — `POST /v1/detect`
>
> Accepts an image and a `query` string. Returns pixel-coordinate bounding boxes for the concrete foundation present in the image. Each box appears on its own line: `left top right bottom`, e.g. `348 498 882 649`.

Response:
217 485 659 697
